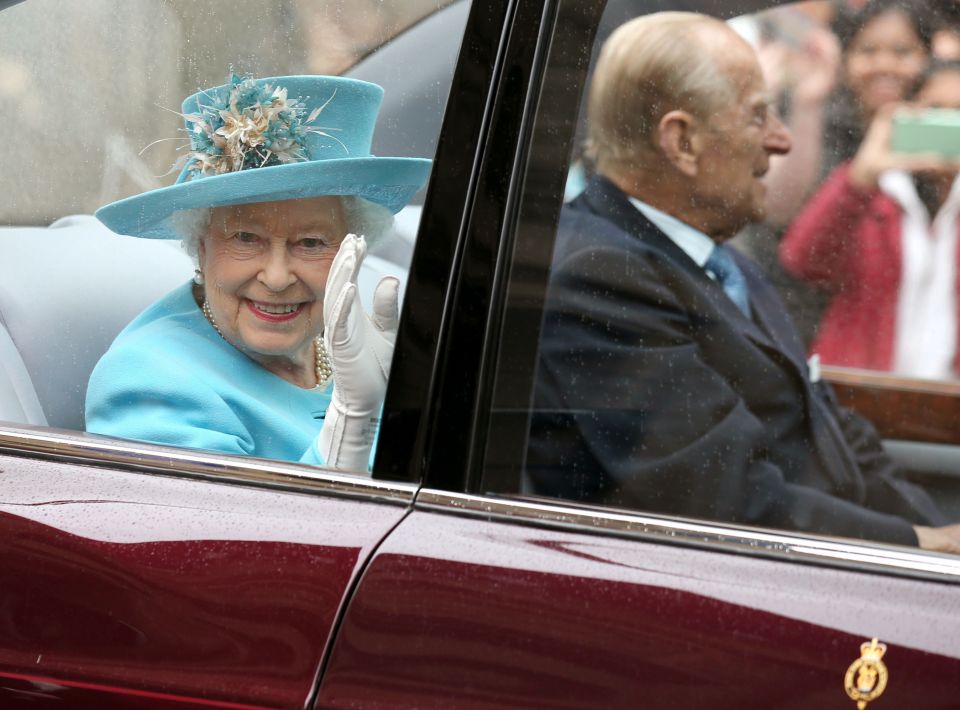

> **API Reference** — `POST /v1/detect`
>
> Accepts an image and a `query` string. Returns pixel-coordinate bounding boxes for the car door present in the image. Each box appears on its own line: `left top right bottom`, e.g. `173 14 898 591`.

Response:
318 0 960 707
0 439 414 708
0 0 468 707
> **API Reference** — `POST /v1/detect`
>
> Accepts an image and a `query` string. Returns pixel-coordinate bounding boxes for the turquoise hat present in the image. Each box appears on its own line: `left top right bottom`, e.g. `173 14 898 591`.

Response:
96 74 432 240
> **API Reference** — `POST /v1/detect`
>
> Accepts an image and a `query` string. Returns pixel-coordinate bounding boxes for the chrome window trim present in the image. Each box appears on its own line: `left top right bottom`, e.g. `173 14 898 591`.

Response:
416 489 960 582
0 425 416 504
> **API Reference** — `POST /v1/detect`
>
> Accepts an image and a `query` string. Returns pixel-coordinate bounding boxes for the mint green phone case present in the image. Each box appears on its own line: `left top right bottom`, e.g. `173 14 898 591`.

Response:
891 109 960 157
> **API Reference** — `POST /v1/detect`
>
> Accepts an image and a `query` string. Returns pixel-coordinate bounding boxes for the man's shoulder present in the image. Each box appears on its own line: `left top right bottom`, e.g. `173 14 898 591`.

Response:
557 185 659 258
557 198 633 247
555 189 695 281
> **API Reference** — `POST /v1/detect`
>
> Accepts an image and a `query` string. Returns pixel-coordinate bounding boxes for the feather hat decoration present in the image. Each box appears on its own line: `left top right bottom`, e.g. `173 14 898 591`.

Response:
181 74 346 176
96 74 431 240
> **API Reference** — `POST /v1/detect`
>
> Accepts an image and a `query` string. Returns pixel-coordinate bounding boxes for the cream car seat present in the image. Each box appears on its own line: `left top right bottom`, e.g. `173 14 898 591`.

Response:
0 216 193 429
0 208 419 431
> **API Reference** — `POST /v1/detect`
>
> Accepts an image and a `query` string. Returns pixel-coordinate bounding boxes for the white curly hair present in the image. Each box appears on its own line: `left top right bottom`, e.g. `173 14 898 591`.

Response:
174 195 395 262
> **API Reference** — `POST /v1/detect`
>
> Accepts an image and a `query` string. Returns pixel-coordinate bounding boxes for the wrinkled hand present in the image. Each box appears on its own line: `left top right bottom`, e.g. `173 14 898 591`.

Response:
318 234 399 471
756 41 791 99
914 524 960 554
791 27 840 106
756 25 838 105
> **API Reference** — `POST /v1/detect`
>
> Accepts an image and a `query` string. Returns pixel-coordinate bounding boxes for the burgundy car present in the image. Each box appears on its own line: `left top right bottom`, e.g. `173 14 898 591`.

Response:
0 0 958 707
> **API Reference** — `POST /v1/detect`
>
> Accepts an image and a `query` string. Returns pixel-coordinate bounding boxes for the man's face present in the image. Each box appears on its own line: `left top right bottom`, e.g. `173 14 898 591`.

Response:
691 45 791 240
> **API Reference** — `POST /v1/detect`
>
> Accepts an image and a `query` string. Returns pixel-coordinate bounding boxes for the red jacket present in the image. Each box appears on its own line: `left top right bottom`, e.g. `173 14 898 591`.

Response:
780 161 960 374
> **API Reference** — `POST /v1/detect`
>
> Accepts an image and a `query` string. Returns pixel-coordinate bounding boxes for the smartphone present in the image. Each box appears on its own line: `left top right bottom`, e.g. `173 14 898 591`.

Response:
891 109 960 158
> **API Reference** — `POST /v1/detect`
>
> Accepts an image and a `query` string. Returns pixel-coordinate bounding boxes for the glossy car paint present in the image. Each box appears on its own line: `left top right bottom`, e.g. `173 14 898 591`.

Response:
317 508 960 708
0 452 409 708
0 0 959 708
374 0 518 486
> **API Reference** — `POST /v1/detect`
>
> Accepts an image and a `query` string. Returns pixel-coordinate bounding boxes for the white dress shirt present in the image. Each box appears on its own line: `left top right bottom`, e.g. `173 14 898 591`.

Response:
628 197 717 274
880 170 960 379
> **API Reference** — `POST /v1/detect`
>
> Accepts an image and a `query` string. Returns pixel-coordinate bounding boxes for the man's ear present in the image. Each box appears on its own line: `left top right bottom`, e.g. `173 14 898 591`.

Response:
657 110 702 178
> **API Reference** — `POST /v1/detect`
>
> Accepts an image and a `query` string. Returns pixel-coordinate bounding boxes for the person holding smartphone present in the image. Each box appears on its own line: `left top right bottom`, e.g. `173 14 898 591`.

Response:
736 0 934 348
780 60 960 379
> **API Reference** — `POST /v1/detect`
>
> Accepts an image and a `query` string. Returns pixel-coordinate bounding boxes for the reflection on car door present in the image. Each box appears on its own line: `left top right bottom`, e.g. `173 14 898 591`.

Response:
318 495 960 709
0 436 413 708
320 0 960 706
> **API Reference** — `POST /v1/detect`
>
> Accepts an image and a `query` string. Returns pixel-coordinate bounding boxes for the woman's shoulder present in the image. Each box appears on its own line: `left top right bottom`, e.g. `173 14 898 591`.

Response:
92 282 225 380
120 280 206 333
114 281 219 350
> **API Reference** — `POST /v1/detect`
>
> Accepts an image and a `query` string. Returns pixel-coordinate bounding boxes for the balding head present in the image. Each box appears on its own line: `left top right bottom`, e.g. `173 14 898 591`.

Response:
585 13 752 173
584 12 791 240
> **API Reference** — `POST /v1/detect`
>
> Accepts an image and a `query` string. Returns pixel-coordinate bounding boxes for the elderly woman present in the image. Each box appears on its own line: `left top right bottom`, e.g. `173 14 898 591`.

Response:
86 74 430 471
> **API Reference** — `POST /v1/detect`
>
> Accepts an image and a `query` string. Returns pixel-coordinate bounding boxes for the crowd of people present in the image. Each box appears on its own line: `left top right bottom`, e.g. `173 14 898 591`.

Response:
89 74 430 471
734 0 960 379
84 1 960 550
527 8 960 551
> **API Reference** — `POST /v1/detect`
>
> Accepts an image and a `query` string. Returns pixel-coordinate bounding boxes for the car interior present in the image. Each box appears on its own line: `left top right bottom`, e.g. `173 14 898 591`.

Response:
0 0 958 703
0 209 421 431
0 0 457 434
1 0 959 522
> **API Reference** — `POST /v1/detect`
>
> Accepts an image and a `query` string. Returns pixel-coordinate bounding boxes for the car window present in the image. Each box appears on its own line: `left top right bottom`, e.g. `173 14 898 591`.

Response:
0 0 467 476
728 0 960 387
478 0 960 555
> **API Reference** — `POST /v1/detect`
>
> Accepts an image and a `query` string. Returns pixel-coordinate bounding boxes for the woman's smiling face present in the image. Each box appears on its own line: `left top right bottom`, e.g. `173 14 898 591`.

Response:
198 195 347 381
845 10 928 117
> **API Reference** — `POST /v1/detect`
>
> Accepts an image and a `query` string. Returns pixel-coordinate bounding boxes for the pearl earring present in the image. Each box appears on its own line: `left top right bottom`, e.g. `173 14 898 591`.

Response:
194 269 204 285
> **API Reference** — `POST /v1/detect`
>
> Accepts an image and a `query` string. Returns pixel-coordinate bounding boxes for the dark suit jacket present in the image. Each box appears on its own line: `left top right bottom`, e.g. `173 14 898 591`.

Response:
527 176 948 546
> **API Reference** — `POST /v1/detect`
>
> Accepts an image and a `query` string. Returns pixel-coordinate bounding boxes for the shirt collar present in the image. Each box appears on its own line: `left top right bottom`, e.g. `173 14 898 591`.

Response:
879 169 960 223
627 196 715 268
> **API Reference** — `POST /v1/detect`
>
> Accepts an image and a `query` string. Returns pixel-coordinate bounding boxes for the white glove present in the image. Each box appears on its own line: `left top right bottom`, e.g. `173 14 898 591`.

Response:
318 234 399 471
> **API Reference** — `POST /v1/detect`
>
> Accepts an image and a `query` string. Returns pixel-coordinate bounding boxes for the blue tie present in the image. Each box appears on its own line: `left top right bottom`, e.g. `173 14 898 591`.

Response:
705 245 751 317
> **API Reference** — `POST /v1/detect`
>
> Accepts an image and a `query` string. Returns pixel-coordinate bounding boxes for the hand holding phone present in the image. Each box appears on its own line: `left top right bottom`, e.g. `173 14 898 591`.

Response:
891 108 960 158
850 105 960 190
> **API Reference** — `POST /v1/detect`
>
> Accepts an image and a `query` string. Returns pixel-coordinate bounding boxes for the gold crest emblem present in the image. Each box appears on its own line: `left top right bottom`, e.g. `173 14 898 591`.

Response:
844 638 889 709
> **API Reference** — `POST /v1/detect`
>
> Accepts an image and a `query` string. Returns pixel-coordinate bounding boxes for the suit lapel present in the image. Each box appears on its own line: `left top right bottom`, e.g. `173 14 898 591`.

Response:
580 176 860 493
734 237 862 492
583 177 704 280
582 178 789 359
736 255 810 378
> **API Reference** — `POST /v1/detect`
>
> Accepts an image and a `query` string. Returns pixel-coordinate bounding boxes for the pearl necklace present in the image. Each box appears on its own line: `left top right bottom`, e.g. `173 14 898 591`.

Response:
202 299 333 389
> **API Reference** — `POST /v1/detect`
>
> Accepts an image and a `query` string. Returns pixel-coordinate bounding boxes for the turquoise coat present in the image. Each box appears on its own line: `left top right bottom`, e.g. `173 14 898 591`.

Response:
86 282 330 465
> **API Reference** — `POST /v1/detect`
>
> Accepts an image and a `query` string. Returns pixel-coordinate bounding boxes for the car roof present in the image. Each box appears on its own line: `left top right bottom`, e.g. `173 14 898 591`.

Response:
346 0 471 204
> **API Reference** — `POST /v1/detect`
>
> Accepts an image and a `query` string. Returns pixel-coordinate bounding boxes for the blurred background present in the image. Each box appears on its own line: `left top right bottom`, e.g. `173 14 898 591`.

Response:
0 0 449 224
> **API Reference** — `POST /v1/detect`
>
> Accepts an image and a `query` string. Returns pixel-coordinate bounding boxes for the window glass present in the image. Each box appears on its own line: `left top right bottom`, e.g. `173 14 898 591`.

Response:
0 0 467 476
481 0 960 554
729 0 960 388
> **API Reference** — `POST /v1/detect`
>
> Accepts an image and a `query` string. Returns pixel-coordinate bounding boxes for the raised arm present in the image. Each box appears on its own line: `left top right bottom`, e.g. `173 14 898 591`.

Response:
779 161 875 287
760 26 841 227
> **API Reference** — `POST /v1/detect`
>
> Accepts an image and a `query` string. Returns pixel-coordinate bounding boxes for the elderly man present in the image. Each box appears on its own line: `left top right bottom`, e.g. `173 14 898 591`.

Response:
527 12 960 552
